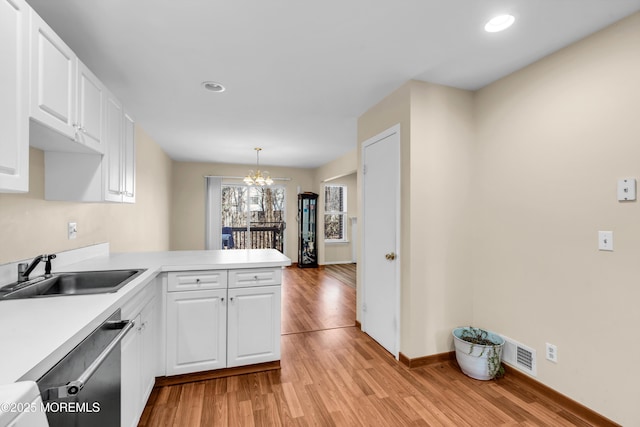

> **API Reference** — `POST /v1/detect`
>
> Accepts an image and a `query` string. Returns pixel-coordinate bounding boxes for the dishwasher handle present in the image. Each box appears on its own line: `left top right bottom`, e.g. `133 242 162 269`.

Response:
43 319 135 400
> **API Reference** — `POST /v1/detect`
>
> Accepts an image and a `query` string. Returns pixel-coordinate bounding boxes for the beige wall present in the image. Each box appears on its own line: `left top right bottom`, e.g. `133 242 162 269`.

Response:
0 126 173 264
357 81 475 359
322 173 357 264
357 82 411 331
409 82 475 357
170 161 315 262
472 13 640 425
314 149 358 265
357 11 639 425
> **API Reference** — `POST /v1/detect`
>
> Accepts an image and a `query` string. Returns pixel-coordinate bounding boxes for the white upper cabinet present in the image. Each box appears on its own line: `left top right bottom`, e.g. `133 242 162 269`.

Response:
29 8 105 155
43 90 135 203
105 94 123 202
29 8 76 138
104 93 135 203
2 3 133 196
76 60 106 153
122 111 136 203
0 0 29 193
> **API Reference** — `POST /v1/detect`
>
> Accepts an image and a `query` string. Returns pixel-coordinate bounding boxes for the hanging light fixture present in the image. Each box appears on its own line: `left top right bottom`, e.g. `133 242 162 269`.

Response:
243 147 273 186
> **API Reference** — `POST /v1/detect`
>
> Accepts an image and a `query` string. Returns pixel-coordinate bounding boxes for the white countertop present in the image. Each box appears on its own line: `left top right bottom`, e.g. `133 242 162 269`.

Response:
0 249 290 385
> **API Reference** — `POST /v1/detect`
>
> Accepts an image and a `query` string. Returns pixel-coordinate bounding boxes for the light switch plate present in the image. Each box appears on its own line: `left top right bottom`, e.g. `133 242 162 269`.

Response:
617 178 636 201
598 231 613 251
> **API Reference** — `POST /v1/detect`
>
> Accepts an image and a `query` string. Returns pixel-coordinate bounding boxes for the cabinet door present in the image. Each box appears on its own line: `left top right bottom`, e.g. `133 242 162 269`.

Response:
166 289 227 375
227 286 281 368
140 297 156 403
0 0 29 192
121 313 142 427
104 93 123 202
76 60 105 153
122 111 135 203
29 8 76 138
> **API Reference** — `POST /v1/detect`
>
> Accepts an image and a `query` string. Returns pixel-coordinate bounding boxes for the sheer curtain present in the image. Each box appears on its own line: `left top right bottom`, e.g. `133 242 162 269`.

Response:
205 176 222 250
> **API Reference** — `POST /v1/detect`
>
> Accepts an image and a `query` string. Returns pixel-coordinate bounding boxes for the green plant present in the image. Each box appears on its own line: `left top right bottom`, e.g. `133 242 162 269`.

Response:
459 327 505 379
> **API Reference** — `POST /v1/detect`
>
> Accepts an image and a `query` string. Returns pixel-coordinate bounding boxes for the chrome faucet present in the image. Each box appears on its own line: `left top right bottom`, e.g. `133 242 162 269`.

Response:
17 254 56 282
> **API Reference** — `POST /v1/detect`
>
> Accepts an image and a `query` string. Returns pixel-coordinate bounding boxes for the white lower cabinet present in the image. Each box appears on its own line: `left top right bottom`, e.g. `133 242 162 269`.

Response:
165 268 282 376
227 286 281 368
166 289 227 375
121 283 158 427
121 311 142 427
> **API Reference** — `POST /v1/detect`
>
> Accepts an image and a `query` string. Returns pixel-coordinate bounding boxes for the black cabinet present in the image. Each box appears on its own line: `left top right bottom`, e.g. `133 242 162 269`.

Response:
297 192 318 268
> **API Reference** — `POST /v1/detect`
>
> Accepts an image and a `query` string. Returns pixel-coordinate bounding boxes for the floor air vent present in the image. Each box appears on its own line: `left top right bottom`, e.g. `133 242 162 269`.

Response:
500 335 537 376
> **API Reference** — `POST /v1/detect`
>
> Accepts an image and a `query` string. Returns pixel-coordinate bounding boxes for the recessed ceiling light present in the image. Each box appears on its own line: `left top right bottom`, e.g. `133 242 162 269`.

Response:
201 81 226 93
484 14 515 33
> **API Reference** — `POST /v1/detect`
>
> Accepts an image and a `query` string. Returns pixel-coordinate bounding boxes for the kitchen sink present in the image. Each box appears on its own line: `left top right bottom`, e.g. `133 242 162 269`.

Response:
0 269 146 300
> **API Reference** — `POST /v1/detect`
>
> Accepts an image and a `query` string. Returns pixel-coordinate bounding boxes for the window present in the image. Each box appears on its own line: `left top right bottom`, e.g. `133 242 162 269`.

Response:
324 184 347 242
220 184 286 252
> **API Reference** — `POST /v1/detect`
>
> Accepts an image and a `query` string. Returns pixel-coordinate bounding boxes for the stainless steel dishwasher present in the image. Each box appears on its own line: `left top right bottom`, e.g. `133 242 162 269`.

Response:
36 309 134 427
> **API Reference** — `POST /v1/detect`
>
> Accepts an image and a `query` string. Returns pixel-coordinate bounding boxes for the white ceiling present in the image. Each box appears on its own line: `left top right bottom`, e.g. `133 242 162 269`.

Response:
26 0 640 168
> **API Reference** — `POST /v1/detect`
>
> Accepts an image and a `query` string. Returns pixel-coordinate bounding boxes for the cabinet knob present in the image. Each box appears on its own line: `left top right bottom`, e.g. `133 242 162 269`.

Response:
385 252 396 261
196 278 201 284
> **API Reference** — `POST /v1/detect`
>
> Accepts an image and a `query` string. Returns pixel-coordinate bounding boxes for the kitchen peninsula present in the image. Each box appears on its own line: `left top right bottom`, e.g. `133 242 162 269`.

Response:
0 246 291 427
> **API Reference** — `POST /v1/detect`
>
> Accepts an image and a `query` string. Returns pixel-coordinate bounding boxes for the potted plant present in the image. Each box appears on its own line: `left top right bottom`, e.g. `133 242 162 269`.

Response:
452 326 505 380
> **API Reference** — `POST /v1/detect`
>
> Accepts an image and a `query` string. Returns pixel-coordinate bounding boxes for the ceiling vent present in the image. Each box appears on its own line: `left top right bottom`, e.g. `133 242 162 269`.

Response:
500 334 537 377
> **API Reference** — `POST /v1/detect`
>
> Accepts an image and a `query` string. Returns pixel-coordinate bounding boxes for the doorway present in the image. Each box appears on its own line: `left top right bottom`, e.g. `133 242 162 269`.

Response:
220 184 286 252
361 124 400 357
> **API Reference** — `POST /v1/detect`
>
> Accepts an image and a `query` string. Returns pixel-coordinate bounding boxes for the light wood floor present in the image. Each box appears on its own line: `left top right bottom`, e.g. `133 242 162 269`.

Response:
139 267 607 426
323 264 356 289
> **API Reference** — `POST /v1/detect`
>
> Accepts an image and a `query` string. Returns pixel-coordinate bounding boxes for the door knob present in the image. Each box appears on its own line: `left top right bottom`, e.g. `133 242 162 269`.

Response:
385 252 396 260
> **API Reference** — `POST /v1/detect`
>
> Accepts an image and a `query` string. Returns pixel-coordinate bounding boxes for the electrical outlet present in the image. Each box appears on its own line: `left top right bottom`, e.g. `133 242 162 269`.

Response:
68 222 77 240
545 343 558 363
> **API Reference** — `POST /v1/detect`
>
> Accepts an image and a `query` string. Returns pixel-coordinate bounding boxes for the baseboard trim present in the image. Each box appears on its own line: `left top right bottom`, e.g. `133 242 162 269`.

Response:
395 353 618 425
503 365 621 427
286 265 322 270
155 361 281 387
399 351 455 369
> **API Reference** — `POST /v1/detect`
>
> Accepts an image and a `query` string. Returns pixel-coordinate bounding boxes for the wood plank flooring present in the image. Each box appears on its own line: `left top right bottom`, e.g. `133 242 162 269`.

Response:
322 264 356 289
139 267 610 427
281 266 356 335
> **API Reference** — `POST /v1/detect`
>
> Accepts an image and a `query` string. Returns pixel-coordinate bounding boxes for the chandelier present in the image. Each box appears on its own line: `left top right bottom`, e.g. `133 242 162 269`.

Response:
243 148 273 186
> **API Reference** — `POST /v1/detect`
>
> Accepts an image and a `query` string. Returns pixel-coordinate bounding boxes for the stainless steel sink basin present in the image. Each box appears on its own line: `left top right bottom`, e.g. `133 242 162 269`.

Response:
0 269 146 300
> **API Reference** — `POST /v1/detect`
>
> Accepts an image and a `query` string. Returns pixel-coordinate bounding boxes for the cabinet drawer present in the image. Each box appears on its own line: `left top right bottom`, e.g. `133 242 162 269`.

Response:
228 268 282 288
167 270 227 292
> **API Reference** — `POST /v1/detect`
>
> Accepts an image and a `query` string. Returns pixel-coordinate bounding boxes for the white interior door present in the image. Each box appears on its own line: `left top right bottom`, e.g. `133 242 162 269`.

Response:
362 124 400 357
